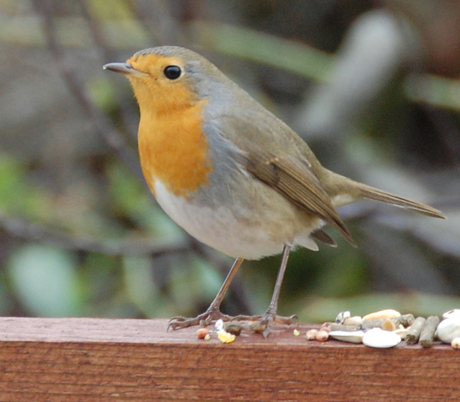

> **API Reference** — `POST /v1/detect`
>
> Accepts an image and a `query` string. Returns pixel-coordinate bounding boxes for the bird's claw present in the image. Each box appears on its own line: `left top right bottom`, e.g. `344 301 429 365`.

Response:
168 308 297 337
224 313 298 337
168 309 234 331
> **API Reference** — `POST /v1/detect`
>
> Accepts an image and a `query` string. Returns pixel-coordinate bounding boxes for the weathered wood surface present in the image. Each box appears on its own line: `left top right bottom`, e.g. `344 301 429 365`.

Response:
0 317 458 401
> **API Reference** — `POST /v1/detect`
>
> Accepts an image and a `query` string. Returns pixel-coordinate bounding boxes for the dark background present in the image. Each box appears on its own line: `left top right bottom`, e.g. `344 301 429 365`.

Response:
1 0 459 322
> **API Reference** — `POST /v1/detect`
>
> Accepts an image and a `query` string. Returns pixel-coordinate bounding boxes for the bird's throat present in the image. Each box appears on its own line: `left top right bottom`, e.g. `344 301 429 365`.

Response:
137 98 212 198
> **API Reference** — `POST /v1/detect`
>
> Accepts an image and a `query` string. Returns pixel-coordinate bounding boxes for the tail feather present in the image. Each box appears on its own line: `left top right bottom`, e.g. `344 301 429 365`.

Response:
357 183 445 219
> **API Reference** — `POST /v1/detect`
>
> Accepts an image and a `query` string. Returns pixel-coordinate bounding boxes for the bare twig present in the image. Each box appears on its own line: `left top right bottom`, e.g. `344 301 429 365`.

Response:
33 0 145 185
0 212 190 257
76 0 139 135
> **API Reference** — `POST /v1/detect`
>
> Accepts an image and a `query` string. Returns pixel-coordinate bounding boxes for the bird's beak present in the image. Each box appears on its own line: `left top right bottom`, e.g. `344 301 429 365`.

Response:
103 62 146 77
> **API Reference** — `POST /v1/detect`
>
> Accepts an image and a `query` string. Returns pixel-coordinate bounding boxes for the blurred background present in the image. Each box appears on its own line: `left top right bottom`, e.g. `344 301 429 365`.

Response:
1 0 460 323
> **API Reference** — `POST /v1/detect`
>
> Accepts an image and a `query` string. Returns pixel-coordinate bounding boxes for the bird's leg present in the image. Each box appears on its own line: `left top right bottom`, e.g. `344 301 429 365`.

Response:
168 257 245 330
247 245 295 337
221 245 296 336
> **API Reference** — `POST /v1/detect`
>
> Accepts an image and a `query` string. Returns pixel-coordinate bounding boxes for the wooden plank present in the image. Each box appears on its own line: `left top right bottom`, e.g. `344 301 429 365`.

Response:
0 317 457 401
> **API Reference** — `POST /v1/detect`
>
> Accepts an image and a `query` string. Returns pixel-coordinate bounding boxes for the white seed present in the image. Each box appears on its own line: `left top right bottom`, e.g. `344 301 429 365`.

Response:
335 311 351 324
443 309 460 320
343 316 362 326
215 319 224 332
363 328 401 348
436 317 460 344
329 330 364 344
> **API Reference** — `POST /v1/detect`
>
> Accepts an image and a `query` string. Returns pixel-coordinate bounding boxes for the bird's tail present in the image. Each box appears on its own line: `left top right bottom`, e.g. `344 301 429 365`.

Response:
356 182 445 219
326 171 445 219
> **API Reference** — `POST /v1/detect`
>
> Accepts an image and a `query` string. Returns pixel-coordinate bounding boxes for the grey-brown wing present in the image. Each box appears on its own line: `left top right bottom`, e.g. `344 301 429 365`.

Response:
238 141 355 246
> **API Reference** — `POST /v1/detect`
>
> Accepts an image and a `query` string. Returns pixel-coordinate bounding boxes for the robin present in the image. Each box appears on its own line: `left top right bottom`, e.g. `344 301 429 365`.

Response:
104 46 445 337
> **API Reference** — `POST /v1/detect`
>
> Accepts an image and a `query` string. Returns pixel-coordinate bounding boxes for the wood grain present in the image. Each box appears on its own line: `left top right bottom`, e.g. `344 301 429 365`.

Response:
0 317 457 401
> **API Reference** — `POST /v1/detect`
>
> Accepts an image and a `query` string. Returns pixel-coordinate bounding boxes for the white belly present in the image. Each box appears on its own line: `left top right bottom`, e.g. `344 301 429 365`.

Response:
154 180 321 260
154 181 286 259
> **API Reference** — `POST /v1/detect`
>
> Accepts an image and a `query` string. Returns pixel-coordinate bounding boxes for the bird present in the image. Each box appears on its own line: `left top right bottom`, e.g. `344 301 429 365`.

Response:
104 46 445 337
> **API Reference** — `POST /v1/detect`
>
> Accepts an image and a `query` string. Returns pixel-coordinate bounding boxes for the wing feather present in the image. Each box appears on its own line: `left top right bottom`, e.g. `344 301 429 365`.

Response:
239 142 355 246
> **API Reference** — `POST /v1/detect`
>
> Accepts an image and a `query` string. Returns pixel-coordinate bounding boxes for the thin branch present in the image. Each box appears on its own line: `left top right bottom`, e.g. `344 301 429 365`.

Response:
76 0 138 135
0 212 190 257
33 0 145 186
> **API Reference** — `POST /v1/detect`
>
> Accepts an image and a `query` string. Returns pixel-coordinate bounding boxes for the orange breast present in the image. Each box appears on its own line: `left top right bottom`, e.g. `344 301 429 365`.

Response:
137 97 211 198
126 52 213 198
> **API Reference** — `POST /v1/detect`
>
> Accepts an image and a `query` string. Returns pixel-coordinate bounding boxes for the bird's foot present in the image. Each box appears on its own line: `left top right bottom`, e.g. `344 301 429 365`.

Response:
168 308 234 331
225 313 297 337
168 308 297 337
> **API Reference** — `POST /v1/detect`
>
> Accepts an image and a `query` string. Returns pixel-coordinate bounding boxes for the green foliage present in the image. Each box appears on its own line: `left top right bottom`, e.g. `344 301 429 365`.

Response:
167 256 224 315
7 245 82 316
0 156 51 220
312 246 368 298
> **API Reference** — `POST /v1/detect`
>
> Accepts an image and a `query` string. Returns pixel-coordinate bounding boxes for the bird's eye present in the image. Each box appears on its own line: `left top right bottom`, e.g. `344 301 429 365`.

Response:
164 65 182 80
